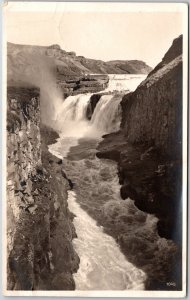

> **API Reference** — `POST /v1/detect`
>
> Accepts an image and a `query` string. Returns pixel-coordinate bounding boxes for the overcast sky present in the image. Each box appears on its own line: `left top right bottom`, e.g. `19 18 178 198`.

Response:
6 3 184 68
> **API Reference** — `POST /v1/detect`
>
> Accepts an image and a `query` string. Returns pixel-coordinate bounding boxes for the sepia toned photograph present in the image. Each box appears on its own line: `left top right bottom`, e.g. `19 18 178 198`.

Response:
3 2 188 297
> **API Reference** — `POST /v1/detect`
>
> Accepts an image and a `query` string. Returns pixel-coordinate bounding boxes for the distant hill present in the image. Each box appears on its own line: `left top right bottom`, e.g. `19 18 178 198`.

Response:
7 42 152 81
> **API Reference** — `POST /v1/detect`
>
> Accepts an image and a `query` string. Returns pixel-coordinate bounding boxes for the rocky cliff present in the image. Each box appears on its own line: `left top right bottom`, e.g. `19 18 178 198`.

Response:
97 35 183 288
98 34 182 237
7 86 79 290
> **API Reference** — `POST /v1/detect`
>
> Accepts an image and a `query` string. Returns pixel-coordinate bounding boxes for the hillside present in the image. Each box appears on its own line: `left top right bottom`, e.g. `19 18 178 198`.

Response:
7 42 152 81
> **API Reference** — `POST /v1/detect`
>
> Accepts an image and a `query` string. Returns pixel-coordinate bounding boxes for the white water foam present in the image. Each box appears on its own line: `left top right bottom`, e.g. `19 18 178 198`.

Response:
48 137 79 158
49 135 147 291
55 93 92 137
68 190 146 290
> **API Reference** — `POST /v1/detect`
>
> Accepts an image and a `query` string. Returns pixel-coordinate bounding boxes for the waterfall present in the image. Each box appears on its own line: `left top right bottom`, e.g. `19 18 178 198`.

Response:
56 94 92 137
56 93 122 138
55 74 146 138
58 94 91 123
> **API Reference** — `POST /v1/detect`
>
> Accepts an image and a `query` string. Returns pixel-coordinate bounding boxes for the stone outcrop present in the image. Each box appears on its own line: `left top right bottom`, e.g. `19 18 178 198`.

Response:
97 35 183 242
7 86 79 290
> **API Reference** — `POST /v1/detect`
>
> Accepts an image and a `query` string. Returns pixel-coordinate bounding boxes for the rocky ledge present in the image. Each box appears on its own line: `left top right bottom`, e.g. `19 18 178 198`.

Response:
7 86 79 290
57 74 109 98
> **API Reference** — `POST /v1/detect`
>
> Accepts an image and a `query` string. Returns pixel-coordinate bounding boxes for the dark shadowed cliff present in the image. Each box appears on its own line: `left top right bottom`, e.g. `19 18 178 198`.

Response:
7 86 79 290
97 35 183 289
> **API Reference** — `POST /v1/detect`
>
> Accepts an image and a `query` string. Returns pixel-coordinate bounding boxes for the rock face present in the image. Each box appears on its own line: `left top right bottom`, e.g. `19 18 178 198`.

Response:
97 34 182 261
7 86 79 290
121 54 182 159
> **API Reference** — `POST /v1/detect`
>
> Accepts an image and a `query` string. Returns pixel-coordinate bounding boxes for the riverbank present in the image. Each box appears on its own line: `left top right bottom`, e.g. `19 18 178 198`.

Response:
40 125 80 289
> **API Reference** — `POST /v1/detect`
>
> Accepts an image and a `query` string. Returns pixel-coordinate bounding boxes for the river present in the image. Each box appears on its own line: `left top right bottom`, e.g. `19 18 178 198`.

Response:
48 74 176 290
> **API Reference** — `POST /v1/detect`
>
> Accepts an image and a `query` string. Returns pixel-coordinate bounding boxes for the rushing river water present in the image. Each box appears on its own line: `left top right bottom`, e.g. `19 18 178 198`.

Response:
49 74 176 290
50 136 148 290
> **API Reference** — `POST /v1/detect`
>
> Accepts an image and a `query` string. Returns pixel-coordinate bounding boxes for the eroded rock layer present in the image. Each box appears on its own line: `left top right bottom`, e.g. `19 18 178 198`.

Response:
58 75 109 98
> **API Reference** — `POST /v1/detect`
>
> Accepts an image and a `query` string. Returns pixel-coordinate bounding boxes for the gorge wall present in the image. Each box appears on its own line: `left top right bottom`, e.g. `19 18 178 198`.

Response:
97 35 183 242
7 86 79 290
96 35 183 290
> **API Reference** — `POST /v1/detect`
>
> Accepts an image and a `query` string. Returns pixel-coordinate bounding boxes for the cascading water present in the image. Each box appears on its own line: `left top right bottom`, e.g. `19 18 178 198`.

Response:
60 94 90 122
90 94 122 135
56 93 122 138
55 74 146 138
56 94 91 137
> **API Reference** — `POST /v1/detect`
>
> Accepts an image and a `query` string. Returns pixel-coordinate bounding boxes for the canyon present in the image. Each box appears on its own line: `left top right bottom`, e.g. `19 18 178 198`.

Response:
6 35 183 292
